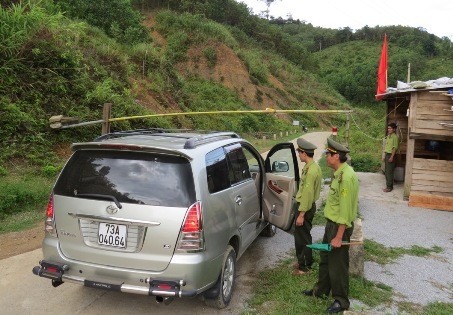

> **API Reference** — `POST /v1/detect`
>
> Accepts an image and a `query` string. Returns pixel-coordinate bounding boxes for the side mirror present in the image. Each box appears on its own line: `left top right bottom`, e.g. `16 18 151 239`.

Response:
272 161 289 172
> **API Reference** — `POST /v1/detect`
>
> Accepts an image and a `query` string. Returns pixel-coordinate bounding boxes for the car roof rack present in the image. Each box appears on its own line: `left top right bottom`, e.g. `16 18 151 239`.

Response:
94 129 240 148
94 128 192 141
183 132 240 149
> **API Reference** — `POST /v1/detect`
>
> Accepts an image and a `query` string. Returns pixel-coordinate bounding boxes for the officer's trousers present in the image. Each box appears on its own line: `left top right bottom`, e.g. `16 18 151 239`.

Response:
294 202 316 271
313 220 353 309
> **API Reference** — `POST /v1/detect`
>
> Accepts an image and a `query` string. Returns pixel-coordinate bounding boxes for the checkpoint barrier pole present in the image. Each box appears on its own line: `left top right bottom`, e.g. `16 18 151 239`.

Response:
49 108 354 134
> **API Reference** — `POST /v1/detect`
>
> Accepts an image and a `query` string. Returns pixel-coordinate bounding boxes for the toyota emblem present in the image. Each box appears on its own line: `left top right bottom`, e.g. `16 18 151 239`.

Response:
106 205 118 215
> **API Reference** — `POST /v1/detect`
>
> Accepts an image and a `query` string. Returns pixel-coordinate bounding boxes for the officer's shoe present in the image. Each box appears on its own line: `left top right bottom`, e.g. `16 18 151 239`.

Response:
302 289 314 296
326 300 347 313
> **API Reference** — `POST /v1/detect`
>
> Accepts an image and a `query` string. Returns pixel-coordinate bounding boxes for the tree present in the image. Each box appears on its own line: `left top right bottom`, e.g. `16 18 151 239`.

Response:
259 0 281 20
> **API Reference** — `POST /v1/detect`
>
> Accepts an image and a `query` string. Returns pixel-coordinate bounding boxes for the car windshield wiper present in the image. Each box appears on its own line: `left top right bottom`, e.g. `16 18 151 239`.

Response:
75 193 122 209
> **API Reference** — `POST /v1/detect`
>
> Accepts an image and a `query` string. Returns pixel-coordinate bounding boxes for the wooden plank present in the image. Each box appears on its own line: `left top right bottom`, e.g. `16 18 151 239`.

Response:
418 114 453 120
412 168 453 177
419 90 453 101
417 98 451 106
411 182 453 194
417 102 452 110
409 132 453 141
413 158 453 172
415 119 453 129
412 173 453 183
409 193 453 211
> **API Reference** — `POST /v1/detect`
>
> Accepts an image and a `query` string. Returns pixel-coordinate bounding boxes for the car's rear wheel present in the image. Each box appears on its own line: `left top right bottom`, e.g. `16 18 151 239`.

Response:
204 245 236 309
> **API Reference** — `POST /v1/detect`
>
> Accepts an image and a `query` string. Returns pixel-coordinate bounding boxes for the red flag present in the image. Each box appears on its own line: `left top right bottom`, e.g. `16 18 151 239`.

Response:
375 33 388 100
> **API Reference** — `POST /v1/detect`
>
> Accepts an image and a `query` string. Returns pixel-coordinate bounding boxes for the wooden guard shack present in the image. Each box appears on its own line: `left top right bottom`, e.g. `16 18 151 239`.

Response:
381 85 453 211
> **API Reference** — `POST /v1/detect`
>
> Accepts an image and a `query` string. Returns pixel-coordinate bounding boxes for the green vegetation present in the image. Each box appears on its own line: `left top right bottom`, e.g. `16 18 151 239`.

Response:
0 166 53 233
1 0 451 230
245 253 392 314
365 239 443 265
421 302 453 315
245 240 449 314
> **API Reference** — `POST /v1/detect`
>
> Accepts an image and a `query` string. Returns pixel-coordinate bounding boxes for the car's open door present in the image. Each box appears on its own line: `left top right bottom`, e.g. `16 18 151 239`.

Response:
263 142 299 231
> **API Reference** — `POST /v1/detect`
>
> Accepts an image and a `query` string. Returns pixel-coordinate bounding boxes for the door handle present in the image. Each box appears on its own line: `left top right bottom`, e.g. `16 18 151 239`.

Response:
235 196 242 205
270 204 277 214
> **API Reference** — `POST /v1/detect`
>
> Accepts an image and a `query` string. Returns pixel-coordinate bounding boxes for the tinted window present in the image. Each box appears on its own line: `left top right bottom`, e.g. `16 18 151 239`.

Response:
205 147 230 193
225 144 251 185
54 150 196 207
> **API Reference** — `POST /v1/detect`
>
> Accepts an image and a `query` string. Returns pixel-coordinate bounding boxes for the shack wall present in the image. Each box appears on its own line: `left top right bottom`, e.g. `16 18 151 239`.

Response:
387 89 453 211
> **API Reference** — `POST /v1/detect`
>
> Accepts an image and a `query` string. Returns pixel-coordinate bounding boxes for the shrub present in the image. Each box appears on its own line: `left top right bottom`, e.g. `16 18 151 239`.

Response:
351 153 381 172
41 165 60 178
56 0 149 44
203 47 217 68
0 181 50 219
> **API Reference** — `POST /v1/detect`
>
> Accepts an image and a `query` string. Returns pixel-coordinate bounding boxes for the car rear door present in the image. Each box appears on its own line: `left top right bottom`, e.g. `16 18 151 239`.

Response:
263 143 299 231
52 149 196 272
224 143 261 250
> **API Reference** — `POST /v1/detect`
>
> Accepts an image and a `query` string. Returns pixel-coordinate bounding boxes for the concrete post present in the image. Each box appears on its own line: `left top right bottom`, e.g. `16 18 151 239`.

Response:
349 218 364 277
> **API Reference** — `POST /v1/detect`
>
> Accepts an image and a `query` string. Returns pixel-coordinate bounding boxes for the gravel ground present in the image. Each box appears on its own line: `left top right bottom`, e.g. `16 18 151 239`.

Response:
317 172 453 313
358 174 453 308
295 133 453 311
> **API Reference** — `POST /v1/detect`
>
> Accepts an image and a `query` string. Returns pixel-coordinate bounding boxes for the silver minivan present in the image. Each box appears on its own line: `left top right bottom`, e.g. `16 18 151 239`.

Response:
33 129 299 308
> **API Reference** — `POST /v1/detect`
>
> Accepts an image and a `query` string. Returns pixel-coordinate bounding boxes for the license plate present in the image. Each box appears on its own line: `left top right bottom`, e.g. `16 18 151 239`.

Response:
98 223 127 248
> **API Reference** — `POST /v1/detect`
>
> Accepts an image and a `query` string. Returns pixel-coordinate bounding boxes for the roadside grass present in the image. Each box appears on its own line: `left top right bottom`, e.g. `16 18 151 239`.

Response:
245 239 449 314
365 239 443 265
244 251 392 315
0 168 53 234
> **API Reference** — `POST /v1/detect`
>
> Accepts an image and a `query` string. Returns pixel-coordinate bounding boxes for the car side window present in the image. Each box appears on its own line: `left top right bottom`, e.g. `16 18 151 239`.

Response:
205 147 231 194
225 143 251 185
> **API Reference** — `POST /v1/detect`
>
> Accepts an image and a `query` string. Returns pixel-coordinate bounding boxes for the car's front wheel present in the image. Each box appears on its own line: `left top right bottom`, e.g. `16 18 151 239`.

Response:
204 245 236 308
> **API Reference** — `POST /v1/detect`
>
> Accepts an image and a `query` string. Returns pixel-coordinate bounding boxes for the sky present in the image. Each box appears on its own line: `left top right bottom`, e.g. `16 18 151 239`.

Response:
238 0 453 39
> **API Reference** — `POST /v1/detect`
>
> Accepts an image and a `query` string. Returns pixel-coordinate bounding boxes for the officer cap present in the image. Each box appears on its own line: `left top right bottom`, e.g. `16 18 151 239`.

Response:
296 138 317 154
325 137 350 154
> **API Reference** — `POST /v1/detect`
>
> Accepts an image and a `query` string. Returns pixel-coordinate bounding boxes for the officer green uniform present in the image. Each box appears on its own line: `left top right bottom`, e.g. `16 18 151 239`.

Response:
312 138 358 311
294 138 322 272
384 131 399 190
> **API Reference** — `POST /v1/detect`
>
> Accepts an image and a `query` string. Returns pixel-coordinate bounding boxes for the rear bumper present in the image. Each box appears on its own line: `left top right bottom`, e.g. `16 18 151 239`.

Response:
32 260 196 297
35 237 222 297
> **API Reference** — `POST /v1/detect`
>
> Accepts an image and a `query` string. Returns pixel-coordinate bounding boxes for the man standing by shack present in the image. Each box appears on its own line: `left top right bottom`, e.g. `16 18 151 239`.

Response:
303 138 359 314
383 122 398 192
293 138 322 275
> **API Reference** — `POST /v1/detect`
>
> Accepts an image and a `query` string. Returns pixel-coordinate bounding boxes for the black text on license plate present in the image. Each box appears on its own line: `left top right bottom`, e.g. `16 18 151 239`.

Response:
98 223 127 248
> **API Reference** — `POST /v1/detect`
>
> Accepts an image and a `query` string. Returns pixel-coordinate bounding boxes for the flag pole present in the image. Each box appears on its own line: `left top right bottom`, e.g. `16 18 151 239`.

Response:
407 63 411 83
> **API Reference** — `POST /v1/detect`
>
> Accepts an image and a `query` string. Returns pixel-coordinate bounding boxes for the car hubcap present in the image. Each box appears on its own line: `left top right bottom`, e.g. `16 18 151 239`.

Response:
222 256 234 298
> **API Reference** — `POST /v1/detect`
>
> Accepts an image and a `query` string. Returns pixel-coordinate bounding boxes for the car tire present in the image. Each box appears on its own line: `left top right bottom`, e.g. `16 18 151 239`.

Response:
204 245 236 309
260 223 277 237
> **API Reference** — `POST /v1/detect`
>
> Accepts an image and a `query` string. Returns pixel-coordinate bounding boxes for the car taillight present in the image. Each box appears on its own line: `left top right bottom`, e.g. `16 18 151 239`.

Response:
46 194 54 218
45 194 56 235
182 202 202 232
176 202 204 252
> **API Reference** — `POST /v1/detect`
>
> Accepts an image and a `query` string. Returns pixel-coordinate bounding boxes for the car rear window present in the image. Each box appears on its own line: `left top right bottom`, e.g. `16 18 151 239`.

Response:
54 150 196 207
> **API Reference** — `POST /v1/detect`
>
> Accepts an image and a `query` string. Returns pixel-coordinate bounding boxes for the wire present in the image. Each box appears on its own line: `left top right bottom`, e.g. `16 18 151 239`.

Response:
349 112 384 141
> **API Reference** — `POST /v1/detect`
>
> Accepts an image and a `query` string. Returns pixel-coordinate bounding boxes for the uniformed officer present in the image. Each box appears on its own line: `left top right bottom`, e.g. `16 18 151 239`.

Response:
293 138 322 275
383 123 398 192
302 138 359 314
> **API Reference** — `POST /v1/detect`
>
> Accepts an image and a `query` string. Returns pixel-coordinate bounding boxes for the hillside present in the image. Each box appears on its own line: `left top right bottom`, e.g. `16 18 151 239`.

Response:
0 1 352 168
1 0 452 232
